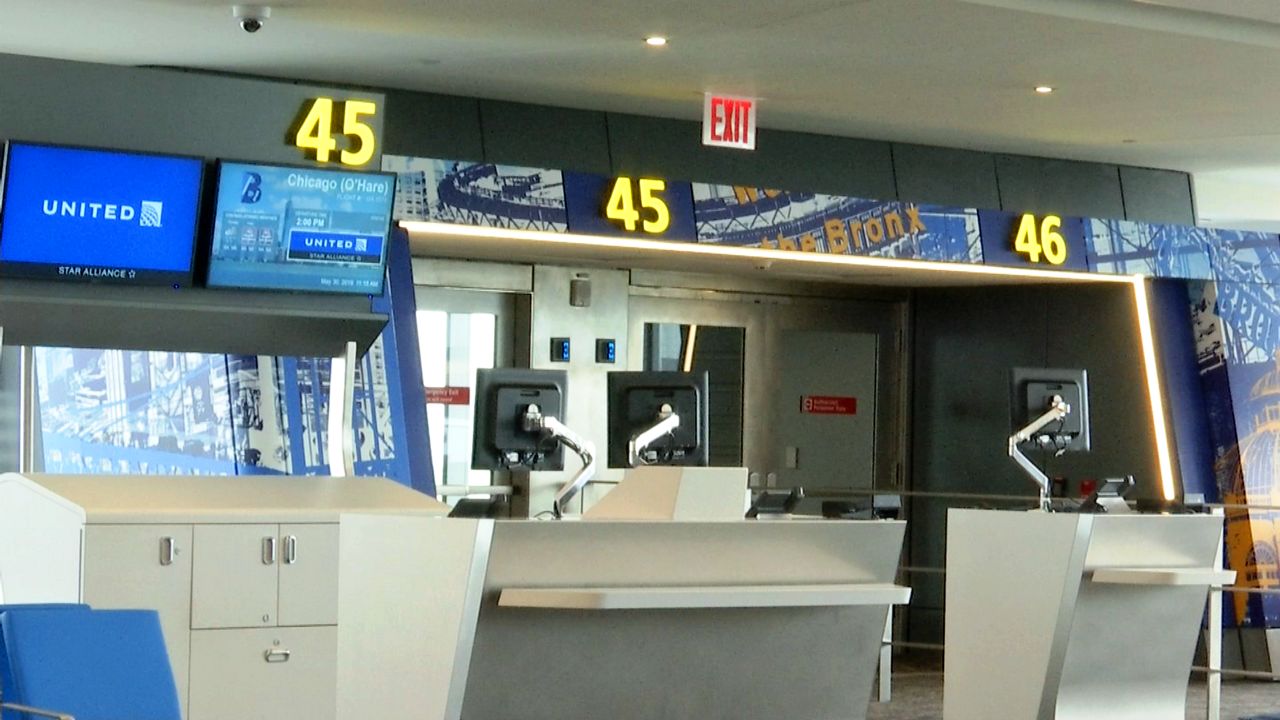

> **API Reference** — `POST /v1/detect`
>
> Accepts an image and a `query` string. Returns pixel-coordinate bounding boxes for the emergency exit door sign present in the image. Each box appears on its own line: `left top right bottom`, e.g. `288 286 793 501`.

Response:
801 395 857 415
703 93 756 150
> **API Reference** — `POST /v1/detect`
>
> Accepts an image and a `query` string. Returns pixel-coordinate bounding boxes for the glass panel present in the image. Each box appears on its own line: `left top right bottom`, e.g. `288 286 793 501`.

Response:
416 309 498 498
643 323 746 466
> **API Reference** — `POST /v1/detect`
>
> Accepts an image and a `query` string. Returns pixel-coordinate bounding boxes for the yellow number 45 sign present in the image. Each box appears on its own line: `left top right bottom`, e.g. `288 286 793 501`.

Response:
292 97 378 167
1013 213 1067 265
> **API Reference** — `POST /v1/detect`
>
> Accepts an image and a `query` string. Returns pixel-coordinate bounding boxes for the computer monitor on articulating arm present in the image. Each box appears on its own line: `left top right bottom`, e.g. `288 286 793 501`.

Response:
1009 368 1091 511
606 371 709 468
470 369 595 518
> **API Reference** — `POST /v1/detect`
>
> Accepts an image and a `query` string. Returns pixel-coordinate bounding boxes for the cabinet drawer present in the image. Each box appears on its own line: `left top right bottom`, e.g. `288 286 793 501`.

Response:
188 626 336 720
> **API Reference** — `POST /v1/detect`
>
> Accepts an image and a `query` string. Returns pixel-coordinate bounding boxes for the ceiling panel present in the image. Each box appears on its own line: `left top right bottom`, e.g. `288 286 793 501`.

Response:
3 0 1280 180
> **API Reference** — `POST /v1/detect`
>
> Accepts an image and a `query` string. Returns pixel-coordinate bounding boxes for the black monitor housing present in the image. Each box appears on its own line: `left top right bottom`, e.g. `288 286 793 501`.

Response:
1008 368 1091 510
606 371 710 468
471 368 568 472
1010 367 1091 453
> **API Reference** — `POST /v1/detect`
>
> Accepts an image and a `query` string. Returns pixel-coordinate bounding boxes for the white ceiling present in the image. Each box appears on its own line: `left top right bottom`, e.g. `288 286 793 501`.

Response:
5 0 1280 222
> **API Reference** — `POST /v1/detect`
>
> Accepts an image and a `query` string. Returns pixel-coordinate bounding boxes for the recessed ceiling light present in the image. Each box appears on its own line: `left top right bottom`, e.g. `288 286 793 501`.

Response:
645 36 668 47
1035 86 1055 95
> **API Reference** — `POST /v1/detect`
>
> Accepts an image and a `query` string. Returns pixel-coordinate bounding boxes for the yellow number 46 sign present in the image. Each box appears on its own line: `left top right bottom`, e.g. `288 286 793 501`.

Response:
1013 213 1067 265
293 97 378 167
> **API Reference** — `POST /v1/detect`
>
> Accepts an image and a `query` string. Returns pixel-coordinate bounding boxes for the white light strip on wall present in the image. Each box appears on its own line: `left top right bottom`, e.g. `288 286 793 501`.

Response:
399 221 1135 284
1131 277 1178 501
682 325 699 373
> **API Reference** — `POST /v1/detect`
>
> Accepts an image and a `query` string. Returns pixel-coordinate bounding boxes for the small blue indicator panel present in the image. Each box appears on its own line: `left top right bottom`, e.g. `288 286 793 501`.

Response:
551 337 571 363
596 338 616 364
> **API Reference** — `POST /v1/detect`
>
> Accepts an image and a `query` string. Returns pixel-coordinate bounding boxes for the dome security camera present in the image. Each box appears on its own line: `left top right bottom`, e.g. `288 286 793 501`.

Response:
232 5 271 33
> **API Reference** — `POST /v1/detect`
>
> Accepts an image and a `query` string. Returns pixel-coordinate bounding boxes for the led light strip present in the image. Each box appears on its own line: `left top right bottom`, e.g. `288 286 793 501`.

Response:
400 221 1135 284
403 220 1177 499
1130 277 1178 501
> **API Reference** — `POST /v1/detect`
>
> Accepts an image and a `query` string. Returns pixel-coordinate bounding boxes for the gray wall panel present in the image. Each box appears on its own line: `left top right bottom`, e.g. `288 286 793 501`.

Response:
1120 166 1196 225
996 155 1126 219
607 113 896 197
480 100 610 174
892 143 1000 209
0 54 383 167
748 130 896 198
607 113 728 181
384 90 483 161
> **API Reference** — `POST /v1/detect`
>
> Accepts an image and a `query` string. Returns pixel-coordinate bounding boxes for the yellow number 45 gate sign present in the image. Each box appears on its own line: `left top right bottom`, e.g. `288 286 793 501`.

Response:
291 97 380 168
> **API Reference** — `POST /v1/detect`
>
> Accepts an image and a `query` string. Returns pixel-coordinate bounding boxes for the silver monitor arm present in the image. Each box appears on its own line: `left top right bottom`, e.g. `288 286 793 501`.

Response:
1008 394 1070 512
628 403 681 467
522 404 597 519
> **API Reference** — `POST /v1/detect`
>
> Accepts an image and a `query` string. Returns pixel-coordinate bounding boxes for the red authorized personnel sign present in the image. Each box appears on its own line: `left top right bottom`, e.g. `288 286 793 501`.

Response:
425 387 471 406
801 395 857 415
703 93 757 150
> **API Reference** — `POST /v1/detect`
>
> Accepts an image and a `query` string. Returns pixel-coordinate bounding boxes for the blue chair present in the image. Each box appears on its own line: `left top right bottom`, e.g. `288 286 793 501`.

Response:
0 605 90 720
0 608 180 720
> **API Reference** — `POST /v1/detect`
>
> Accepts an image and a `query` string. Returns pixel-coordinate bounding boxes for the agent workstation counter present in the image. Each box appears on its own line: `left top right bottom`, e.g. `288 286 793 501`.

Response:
944 509 1232 720
0 470 911 720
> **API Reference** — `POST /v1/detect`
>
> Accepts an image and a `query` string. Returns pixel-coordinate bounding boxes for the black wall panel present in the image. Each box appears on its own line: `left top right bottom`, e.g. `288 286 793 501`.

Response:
479 100 611 174
907 282 1160 642
383 90 484 161
892 143 1000 209
1120 166 1196 225
996 155 1126 219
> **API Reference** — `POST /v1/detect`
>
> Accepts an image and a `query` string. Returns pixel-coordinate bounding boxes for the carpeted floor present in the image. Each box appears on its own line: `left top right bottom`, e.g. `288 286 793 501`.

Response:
866 672 1280 719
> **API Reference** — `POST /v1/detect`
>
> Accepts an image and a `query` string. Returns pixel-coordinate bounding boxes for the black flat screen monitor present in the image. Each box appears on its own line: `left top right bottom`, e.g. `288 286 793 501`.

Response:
0 142 204 286
606 371 709 468
471 368 567 472
1010 367 1091 452
206 161 394 295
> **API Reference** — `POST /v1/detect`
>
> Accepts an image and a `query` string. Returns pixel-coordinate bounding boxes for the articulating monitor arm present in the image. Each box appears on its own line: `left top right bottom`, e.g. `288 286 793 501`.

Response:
1008 394 1070 512
628 405 681 467
522 404 597 519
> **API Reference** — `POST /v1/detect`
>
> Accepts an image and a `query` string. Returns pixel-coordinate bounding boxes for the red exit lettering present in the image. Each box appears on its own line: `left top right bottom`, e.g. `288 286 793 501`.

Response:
704 94 756 149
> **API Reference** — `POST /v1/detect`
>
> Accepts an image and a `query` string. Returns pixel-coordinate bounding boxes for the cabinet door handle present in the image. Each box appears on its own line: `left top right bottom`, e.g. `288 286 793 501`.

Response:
159 537 176 567
264 649 291 663
284 535 298 565
262 536 277 565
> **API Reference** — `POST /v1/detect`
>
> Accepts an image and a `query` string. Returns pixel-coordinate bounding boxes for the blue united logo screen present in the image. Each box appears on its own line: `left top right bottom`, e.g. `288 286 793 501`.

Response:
0 143 204 285
206 162 394 295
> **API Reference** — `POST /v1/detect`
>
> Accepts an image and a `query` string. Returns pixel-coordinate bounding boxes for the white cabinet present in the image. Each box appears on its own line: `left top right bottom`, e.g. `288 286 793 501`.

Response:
0 474 450 720
82 524 194 719
189 626 337 720
191 523 339 630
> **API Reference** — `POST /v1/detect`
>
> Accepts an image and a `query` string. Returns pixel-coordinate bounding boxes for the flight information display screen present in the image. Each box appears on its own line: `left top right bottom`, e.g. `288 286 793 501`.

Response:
206 162 395 295
0 142 204 286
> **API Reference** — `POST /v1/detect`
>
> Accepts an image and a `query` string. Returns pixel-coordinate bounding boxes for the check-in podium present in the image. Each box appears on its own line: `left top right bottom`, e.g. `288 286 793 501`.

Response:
462 519 909 720
944 509 1233 720
349 514 911 720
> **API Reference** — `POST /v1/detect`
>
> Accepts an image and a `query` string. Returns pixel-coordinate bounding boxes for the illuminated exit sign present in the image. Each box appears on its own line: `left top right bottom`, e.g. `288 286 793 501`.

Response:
702 93 756 150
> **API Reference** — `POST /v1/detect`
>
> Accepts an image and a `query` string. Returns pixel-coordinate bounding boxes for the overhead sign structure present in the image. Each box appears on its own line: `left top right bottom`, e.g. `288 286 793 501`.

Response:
703 93 757 150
